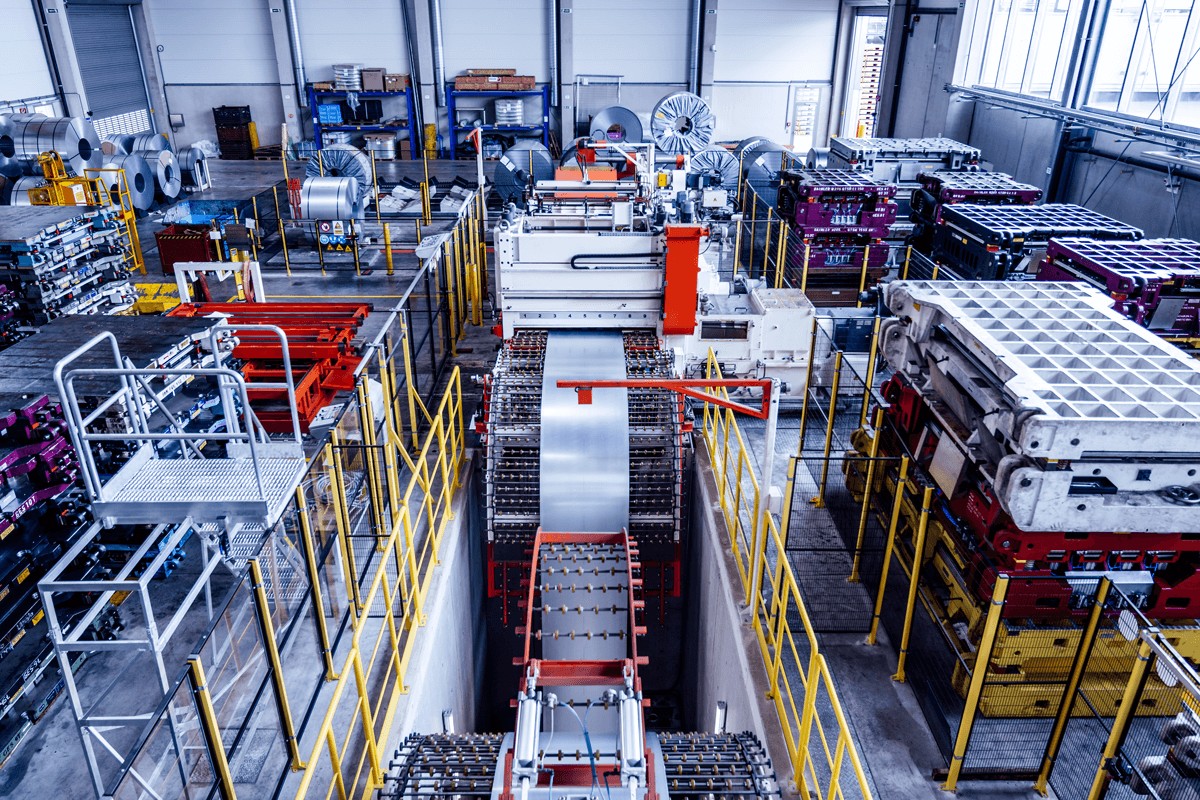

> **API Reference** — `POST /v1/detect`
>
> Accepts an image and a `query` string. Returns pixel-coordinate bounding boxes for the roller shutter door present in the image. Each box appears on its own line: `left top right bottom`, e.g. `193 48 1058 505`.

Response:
67 4 152 135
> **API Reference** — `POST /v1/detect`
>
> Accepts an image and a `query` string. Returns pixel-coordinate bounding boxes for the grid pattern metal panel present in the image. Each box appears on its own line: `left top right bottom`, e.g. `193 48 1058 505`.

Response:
939 203 1144 246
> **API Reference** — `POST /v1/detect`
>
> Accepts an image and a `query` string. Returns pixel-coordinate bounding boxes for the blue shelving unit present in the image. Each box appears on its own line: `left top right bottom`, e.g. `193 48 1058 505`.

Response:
307 84 420 158
446 85 550 159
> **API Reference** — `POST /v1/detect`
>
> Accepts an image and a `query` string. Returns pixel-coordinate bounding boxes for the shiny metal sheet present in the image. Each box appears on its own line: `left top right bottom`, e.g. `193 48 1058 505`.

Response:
540 331 628 533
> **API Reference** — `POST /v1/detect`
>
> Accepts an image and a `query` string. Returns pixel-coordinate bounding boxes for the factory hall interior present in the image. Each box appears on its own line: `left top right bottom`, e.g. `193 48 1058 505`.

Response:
13 3 1200 800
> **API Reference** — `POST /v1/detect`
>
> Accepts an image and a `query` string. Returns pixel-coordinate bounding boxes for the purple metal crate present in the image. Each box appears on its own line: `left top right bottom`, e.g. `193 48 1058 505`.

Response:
777 169 897 235
918 170 1043 205
1042 237 1200 336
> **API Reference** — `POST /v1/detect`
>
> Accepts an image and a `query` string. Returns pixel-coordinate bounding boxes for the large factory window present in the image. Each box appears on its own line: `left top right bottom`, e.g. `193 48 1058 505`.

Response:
962 0 1086 102
842 12 887 137
1085 0 1198 125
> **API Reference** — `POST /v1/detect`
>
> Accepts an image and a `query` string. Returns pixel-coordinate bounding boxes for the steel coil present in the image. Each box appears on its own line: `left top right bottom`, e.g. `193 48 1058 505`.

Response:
0 117 19 179
102 153 156 211
589 105 642 144
688 145 738 190
806 147 830 168
734 137 785 207
650 92 715 155
495 141 554 203
8 176 44 206
300 176 363 220
305 144 372 201
148 150 182 199
103 133 136 155
128 132 171 153
6 116 102 176
177 147 208 187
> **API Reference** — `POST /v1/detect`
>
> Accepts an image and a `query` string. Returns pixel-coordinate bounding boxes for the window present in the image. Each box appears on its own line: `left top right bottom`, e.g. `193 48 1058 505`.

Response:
963 0 1086 101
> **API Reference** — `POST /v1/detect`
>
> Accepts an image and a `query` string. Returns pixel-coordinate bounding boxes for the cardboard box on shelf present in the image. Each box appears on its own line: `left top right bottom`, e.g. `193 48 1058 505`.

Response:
454 75 536 91
361 68 386 91
466 68 516 76
312 81 334 91
384 74 410 91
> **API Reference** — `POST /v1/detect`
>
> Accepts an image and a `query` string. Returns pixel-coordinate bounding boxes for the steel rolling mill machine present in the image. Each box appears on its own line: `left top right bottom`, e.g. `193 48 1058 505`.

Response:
843 280 1200 721
380 138 787 800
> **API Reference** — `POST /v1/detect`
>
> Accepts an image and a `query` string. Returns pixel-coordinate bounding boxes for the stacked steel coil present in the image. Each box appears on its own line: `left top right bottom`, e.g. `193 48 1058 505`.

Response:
100 154 156 211
305 144 373 203
300 176 363 219
650 92 715 155
0 113 102 177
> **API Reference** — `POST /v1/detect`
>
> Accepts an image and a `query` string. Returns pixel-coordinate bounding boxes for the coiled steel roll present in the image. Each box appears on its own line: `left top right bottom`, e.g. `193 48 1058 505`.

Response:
495 140 554 203
688 145 739 190
177 147 208 187
589 105 642 144
103 133 135 155
128 132 171 153
8 176 43 205
7 116 102 176
101 153 155 211
305 144 372 201
650 92 715 155
147 150 182 199
734 137 785 207
0 117 20 178
300 176 363 219
806 147 830 168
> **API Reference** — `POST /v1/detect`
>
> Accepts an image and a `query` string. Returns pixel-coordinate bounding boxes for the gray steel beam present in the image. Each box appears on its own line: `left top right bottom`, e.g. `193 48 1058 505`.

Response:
698 0 718 106
37 0 88 118
267 1 304 142
559 0 575 143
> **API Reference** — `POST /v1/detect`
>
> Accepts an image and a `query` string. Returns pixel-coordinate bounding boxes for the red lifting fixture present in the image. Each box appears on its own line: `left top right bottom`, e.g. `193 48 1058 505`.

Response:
556 377 775 419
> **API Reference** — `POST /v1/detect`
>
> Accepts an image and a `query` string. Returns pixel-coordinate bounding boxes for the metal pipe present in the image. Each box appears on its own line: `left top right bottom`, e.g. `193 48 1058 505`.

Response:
430 0 448 106
549 0 560 106
688 0 702 95
285 0 308 107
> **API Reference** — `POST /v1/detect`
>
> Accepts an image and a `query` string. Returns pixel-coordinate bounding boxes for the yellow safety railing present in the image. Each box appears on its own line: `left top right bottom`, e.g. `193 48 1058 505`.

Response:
293 366 465 800
701 351 874 800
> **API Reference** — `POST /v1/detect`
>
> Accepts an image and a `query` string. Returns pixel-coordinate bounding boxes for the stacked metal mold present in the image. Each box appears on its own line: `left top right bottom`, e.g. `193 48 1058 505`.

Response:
1039 238 1200 345
775 168 896 305
0 206 135 327
908 170 1043 254
822 137 982 240
931 203 1143 280
848 281 1200 716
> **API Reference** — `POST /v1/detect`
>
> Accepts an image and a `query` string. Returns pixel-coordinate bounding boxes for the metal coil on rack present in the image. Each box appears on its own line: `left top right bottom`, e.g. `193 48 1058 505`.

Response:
589 105 643 144
495 140 554 203
305 144 372 201
688 145 739 190
147 150 182 199
177 147 208 187
6 116 102 176
734 137 785 207
300 176 363 220
101 153 156 211
650 92 715 155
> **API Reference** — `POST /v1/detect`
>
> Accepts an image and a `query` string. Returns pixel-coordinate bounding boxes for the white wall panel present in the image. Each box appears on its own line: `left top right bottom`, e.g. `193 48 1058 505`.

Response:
713 0 838 83
0 0 55 103
150 0 277 85
442 0 549 81
297 0 409 78
573 0 691 85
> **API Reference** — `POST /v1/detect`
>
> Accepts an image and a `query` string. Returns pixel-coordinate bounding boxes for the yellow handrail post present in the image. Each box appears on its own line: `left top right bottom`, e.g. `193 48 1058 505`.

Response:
383 222 394 275
867 457 908 646
778 457 798 551
188 657 238 800
793 653 821 799
328 433 364 612
859 316 882 427
810 351 842 508
902 244 912 280
848 407 883 583
774 220 787 289
748 194 758 276
856 245 870 308
942 575 1010 792
249 558 304 770
800 240 810 295
795 317 820 455
733 215 744 279
1086 638 1154 800
893 485 934 682
1034 576 1113 794
295 487 338 679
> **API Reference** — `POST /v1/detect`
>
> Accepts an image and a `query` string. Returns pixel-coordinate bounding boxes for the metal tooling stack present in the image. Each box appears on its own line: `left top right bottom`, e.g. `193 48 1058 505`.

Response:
0 314 219 765
826 137 982 241
0 207 135 328
908 170 1043 255
775 169 896 305
931 203 1144 280
1040 237 1200 341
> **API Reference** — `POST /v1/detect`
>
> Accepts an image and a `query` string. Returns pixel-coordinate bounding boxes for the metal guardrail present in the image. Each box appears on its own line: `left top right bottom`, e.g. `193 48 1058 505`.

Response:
700 350 874 800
